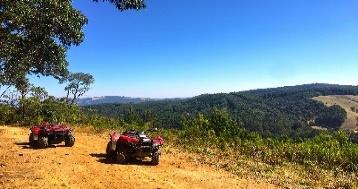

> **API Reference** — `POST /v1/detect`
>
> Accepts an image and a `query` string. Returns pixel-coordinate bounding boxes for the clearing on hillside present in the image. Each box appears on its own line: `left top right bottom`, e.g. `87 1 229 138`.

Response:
313 95 358 132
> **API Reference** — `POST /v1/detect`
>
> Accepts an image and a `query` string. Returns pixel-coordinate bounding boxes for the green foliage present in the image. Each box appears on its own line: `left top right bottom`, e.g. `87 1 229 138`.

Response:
0 103 15 124
30 86 48 101
123 105 142 125
293 131 358 171
315 105 347 129
0 0 88 82
176 110 358 172
10 96 81 125
41 97 81 123
19 97 43 124
207 108 244 138
61 72 94 104
93 0 146 10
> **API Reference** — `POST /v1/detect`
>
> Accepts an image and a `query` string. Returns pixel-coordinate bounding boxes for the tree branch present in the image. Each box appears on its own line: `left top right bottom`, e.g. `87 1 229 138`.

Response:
0 85 11 99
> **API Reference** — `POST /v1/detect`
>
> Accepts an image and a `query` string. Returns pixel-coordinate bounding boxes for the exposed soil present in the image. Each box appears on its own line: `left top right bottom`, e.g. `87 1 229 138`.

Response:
0 126 277 189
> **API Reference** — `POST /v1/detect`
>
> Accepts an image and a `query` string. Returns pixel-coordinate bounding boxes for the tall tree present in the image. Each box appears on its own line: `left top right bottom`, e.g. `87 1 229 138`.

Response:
1 0 144 107
0 1 88 82
1 0 144 91
15 76 30 101
30 86 48 101
63 72 95 104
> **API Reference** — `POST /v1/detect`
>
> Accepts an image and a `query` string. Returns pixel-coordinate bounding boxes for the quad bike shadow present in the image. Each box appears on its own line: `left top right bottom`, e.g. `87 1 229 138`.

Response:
14 142 32 149
89 153 155 166
15 142 67 149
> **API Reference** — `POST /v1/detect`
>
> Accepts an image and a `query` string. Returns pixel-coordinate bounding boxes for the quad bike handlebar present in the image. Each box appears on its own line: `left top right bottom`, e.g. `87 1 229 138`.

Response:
146 127 158 132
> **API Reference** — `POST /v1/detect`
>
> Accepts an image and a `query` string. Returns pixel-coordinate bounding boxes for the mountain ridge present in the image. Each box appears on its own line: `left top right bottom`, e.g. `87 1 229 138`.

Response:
76 96 154 106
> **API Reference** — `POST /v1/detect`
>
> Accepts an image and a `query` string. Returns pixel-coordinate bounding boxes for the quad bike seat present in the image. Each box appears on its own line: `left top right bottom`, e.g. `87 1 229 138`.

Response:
137 131 152 144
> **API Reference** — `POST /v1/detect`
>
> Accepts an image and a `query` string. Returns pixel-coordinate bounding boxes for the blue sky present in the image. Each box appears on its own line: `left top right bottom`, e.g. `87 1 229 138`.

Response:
31 0 358 98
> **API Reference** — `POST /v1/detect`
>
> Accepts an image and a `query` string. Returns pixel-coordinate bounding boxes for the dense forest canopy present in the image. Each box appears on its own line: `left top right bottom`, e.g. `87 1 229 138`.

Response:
84 83 358 137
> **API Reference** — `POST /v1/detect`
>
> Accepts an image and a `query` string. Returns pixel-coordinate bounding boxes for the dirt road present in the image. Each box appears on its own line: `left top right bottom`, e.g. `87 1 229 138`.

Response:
0 126 277 189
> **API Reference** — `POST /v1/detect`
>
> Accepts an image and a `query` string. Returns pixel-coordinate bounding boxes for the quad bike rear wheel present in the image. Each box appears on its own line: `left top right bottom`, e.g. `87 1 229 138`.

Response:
38 137 48 148
65 135 75 147
151 151 160 165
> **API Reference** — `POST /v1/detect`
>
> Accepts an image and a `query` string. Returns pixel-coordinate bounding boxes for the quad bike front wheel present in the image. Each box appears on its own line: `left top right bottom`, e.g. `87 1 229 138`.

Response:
29 133 35 147
116 151 126 164
151 151 160 165
38 136 48 148
65 135 75 147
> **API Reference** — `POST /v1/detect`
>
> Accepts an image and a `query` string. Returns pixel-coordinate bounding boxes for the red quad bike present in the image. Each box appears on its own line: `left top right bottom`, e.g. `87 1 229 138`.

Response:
106 128 164 165
29 123 75 148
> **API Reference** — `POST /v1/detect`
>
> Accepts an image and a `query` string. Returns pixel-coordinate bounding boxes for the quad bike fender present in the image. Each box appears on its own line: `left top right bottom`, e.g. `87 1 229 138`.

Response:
152 136 164 152
152 136 164 146
109 132 121 141
109 132 122 151
30 127 44 140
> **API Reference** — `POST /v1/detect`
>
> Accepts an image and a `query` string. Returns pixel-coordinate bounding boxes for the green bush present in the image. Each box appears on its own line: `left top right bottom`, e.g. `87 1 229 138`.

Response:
176 108 358 172
0 104 16 124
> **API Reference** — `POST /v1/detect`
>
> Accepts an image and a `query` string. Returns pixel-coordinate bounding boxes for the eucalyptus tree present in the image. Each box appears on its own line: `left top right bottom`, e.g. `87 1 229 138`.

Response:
63 72 95 104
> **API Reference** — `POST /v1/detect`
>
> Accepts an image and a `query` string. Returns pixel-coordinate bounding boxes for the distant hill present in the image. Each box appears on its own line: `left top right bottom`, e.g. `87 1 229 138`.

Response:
84 84 358 137
76 96 154 106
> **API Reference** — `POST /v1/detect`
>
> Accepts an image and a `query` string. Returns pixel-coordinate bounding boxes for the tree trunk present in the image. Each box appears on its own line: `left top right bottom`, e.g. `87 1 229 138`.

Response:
0 85 11 99
66 90 70 104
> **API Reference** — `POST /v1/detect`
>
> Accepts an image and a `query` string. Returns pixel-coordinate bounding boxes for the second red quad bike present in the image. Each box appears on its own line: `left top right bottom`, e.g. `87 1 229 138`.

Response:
106 128 164 165
29 123 75 148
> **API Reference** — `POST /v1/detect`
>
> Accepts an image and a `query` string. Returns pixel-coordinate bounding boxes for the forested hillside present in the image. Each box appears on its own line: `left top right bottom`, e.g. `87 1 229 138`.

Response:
85 83 358 137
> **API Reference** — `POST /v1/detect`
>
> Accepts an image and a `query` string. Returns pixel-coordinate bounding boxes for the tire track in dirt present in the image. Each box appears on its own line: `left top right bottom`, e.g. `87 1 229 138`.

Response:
0 126 278 189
